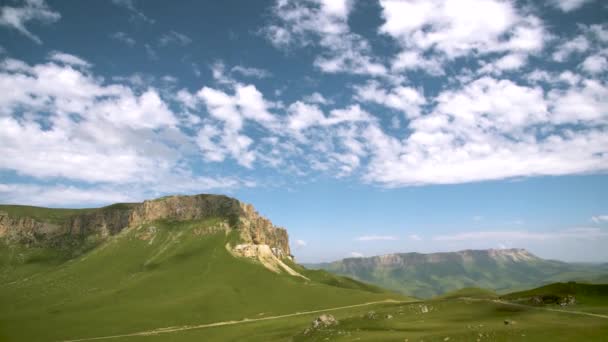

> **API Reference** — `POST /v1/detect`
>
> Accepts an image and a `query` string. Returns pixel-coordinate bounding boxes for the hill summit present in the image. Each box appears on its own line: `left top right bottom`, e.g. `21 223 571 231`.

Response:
0 194 291 259
0 194 401 341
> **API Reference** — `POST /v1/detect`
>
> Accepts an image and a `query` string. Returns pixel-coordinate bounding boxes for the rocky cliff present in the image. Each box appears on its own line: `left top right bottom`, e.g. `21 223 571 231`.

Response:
0 194 291 258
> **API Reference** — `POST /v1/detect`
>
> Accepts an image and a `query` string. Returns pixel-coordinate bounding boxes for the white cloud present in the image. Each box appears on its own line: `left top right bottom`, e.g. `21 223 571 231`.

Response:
48 51 91 68
349 252 364 258
0 56 244 197
287 102 373 132
264 0 387 76
550 0 593 12
196 80 279 167
0 0 60 44
479 53 528 75
111 32 136 46
580 54 608 74
231 65 271 79
592 215 608 223
549 79 608 123
303 92 331 105
391 50 444 75
354 81 426 118
159 30 192 46
552 35 589 62
362 76 608 186
379 0 545 60
433 228 608 241
295 239 307 247
355 235 399 241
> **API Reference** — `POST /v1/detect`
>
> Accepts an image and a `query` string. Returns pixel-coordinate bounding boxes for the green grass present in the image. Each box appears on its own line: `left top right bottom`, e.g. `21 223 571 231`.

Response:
98 297 608 341
501 282 608 314
437 287 498 300
0 218 405 342
308 253 608 298
0 205 96 225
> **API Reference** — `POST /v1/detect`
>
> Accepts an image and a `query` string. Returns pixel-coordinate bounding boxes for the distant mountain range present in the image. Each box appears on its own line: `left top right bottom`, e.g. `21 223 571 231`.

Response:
305 249 608 298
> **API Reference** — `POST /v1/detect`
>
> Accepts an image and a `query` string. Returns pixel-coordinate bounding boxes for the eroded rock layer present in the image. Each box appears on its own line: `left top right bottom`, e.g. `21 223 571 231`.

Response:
0 194 291 258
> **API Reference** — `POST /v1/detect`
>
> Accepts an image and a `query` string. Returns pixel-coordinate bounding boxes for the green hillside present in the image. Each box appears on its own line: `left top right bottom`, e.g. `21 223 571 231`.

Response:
0 217 405 342
437 287 498 300
501 282 608 314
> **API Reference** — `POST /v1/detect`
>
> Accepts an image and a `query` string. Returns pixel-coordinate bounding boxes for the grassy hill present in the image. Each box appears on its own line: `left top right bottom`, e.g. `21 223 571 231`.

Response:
437 287 498 300
2 200 607 341
501 282 608 315
307 250 608 298
0 216 406 342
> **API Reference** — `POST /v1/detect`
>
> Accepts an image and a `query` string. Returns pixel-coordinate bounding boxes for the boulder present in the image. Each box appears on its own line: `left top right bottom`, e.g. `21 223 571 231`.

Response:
311 314 338 329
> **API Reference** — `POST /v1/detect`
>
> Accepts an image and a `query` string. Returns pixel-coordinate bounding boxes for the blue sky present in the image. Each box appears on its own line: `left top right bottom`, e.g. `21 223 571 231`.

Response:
0 0 607 262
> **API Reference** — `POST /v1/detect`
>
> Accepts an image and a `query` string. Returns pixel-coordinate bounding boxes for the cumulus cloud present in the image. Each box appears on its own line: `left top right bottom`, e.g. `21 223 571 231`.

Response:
354 81 426 118
0 56 248 206
264 0 387 76
390 50 444 75
349 252 364 257
379 0 546 62
361 75 608 186
552 35 590 62
195 80 279 167
0 0 60 44
295 239 307 248
581 54 608 74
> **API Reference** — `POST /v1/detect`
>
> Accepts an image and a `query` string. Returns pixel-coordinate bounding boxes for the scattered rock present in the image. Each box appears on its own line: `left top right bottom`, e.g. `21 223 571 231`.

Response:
311 314 338 329
444 337 450 341
560 295 576 306
385 314 393 319
365 311 378 319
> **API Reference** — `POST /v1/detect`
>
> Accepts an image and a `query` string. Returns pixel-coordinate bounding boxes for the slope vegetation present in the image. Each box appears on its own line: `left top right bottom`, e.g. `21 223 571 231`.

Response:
307 249 608 298
0 198 406 342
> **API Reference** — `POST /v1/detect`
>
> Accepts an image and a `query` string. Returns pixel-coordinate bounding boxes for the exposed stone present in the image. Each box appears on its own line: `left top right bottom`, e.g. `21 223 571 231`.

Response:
365 311 378 319
311 314 338 329
0 194 291 258
559 295 576 306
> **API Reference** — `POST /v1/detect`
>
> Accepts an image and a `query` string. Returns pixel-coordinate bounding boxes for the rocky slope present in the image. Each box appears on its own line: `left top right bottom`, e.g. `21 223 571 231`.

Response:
307 249 608 298
0 194 291 258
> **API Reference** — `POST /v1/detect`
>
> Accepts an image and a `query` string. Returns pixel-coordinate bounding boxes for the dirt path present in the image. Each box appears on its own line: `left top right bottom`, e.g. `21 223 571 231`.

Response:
59 299 402 342
490 299 608 319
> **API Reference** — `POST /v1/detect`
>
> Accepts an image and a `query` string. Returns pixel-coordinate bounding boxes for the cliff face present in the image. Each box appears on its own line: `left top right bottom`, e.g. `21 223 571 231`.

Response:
0 194 291 258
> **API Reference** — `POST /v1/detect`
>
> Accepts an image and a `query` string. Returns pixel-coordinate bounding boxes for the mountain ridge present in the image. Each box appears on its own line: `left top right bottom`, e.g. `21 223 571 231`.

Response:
306 248 608 298
0 193 291 259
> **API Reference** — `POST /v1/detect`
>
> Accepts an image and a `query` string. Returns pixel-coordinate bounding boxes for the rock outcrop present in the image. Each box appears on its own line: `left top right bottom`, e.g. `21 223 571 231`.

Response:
0 194 291 258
